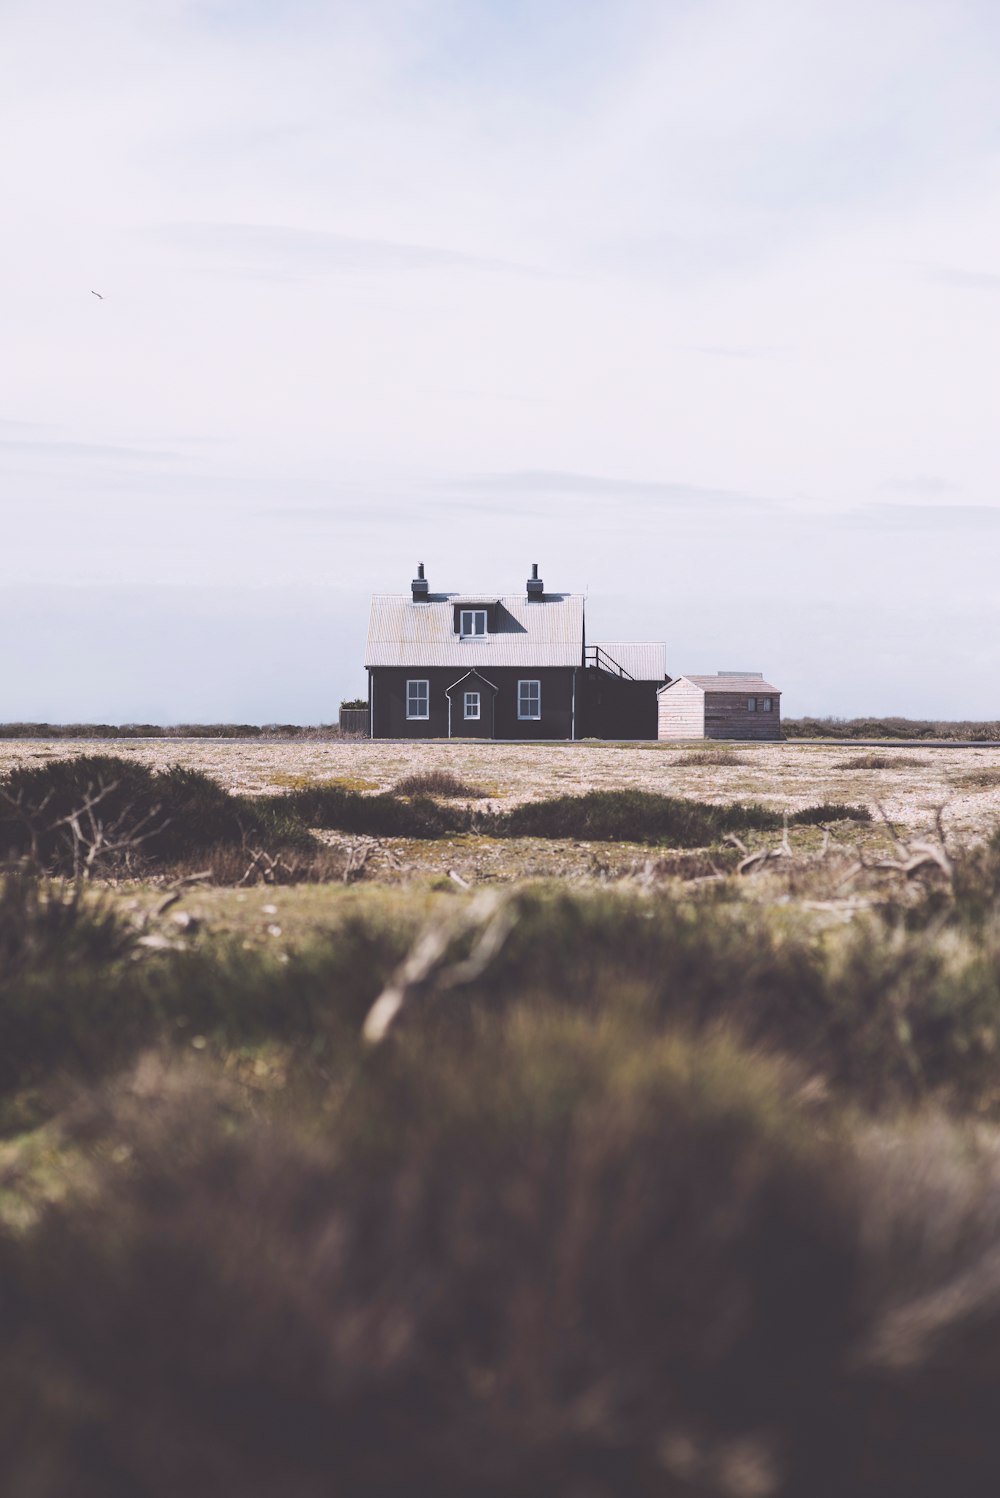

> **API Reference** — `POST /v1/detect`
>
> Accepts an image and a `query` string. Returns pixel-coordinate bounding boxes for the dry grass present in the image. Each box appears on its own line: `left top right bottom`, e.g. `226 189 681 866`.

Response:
953 767 1000 791
394 770 488 798
672 748 750 767
840 754 924 770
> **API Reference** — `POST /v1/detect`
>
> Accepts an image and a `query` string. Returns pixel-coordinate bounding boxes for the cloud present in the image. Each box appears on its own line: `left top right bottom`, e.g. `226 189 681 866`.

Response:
881 475 961 496
925 262 1000 291
855 503 1000 530
148 222 539 282
458 470 780 510
685 344 785 360
0 438 181 464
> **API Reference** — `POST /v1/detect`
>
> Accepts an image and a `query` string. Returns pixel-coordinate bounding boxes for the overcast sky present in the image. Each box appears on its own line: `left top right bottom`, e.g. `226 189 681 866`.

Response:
2 0 999 722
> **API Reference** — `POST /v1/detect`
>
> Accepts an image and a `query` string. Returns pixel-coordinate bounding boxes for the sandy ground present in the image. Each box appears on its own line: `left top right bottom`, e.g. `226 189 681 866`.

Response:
3 738 1000 841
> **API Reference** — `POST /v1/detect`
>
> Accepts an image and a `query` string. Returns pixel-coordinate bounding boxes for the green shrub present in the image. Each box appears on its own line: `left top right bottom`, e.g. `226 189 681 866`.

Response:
394 771 488 798
0 874 425 1109
267 785 470 838
487 790 869 844
0 756 312 876
0 1026 865 1498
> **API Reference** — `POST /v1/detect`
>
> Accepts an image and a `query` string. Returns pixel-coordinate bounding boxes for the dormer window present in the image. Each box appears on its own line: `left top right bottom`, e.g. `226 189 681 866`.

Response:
460 609 487 639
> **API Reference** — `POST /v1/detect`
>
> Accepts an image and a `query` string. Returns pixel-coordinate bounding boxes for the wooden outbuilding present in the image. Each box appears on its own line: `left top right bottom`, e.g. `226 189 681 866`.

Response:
657 673 781 741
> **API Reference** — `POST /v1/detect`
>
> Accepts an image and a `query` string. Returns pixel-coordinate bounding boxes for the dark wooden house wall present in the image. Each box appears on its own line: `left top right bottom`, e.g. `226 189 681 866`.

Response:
581 674 659 740
370 667 577 740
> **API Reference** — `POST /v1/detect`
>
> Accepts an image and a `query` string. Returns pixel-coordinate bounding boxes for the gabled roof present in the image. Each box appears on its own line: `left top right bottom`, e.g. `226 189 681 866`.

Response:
658 674 781 696
591 642 666 681
445 669 499 694
365 593 585 668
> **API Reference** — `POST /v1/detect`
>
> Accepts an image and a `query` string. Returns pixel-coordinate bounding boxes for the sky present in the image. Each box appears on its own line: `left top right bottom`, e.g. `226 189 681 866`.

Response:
2 0 999 722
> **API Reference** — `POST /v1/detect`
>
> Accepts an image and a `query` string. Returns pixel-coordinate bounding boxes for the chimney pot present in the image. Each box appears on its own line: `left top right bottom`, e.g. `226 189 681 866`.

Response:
527 562 544 599
411 562 429 602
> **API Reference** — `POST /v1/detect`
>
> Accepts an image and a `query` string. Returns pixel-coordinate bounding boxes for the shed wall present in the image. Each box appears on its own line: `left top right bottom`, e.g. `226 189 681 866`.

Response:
703 692 782 740
657 681 705 740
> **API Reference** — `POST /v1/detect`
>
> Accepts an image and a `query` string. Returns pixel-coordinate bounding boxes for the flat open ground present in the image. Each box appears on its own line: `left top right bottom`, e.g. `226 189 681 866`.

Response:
4 738 1000 829
4 738 1000 893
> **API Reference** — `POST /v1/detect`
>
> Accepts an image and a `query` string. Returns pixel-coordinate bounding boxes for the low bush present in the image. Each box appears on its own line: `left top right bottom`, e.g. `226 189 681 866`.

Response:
953 767 1000 791
489 790 869 844
394 770 489 799
840 754 923 770
1 761 873 870
0 756 312 877
673 748 750 766
268 785 469 838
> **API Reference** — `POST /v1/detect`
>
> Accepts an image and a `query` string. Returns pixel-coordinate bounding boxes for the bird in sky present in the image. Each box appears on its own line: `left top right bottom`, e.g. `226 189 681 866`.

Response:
91 290 103 299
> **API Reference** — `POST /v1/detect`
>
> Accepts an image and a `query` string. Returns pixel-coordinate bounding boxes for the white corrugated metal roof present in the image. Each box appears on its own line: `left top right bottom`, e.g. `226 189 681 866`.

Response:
365 593 585 668
591 642 666 681
658 674 781 696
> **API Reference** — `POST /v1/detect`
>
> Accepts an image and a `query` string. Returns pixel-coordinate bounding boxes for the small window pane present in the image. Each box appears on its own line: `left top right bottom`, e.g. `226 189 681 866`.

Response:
464 691 480 720
406 680 429 719
747 697 757 712
460 610 486 637
761 697 773 712
518 680 541 719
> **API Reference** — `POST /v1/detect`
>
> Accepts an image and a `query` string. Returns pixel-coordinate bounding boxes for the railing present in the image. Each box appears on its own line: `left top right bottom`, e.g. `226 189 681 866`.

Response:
584 646 635 681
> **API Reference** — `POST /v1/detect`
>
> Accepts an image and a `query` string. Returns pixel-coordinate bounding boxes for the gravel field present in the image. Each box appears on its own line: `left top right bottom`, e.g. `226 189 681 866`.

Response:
3 738 1000 840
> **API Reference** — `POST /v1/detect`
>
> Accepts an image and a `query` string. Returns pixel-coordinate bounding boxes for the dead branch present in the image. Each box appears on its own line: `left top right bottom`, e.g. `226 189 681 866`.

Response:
363 890 515 1044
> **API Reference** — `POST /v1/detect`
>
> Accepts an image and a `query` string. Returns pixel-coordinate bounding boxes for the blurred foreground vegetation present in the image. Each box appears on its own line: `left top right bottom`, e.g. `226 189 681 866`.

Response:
3 756 1000 1494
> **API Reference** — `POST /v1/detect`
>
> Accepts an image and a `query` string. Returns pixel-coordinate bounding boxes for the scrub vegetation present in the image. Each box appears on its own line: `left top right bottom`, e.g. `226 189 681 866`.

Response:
784 716 1000 740
3 751 1000 1495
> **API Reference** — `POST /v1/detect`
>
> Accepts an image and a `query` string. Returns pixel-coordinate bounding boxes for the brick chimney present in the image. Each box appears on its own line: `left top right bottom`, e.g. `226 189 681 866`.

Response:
411 562 429 602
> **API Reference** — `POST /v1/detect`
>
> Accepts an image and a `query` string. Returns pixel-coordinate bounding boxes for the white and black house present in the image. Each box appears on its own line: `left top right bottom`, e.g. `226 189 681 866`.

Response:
365 564 666 740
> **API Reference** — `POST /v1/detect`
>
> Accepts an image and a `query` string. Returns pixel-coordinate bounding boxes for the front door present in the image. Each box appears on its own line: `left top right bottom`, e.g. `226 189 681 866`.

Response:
448 685 494 738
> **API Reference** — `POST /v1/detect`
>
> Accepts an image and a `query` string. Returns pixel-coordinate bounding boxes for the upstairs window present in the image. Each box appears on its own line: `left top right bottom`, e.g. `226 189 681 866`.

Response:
464 691 480 720
406 680 429 719
460 609 487 638
761 697 773 712
518 680 541 720
747 697 757 712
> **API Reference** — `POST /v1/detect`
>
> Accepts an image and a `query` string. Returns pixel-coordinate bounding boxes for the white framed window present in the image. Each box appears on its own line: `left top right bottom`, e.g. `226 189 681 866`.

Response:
747 697 757 712
459 609 487 638
406 680 429 719
761 697 773 713
464 691 480 720
518 680 541 720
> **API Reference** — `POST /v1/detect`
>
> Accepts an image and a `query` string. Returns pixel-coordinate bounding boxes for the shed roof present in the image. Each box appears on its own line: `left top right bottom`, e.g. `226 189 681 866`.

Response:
591 642 666 681
658 674 781 696
365 592 585 668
